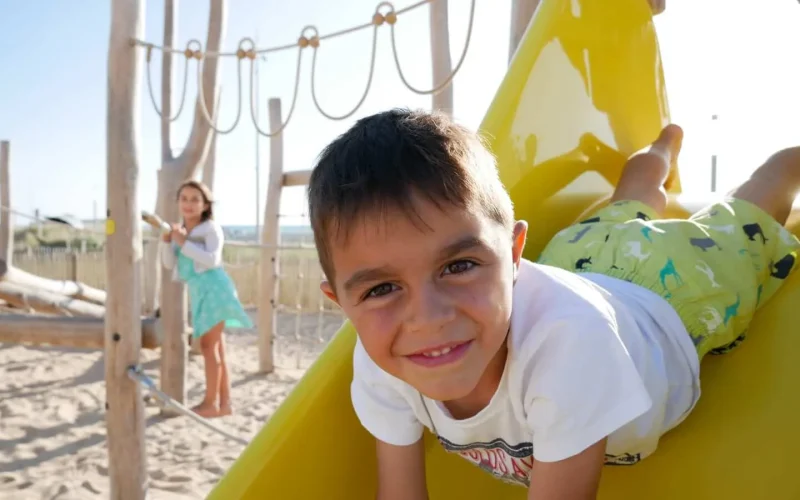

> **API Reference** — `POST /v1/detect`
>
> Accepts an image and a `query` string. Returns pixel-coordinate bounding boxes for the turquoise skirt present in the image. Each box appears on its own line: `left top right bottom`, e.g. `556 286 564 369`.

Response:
177 252 253 338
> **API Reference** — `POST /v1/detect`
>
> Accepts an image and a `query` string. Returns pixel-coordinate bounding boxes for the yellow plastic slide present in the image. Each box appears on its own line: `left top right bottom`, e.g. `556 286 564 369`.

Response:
209 0 800 498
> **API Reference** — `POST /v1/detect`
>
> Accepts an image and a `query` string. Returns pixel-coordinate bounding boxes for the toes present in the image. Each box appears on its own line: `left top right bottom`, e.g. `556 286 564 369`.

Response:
649 123 684 164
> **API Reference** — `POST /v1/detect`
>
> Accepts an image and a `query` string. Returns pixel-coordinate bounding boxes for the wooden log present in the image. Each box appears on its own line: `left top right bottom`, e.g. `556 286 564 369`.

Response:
0 315 159 349
258 98 284 373
509 0 540 63
2 265 107 305
429 0 453 115
649 0 666 14
106 0 147 497
0 281 105 317
158 0 226 414
282 169 311 187
0 141 11 265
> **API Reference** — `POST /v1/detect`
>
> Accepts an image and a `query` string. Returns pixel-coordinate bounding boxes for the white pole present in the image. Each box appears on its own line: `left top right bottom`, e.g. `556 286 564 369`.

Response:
254 30 261 240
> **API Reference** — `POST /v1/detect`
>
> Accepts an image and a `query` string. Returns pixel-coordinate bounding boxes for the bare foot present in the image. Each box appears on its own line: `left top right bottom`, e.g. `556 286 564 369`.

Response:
191 401 221 418
218 403 233 417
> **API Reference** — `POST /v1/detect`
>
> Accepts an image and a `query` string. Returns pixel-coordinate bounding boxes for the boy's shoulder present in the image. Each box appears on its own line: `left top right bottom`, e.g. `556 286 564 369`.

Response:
510 259 619 338
506 259 635 394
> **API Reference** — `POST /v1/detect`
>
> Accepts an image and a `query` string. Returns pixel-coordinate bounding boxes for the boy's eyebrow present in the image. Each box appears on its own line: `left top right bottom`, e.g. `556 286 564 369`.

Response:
341 236 489 294
342 267 395 294
438 235 488 260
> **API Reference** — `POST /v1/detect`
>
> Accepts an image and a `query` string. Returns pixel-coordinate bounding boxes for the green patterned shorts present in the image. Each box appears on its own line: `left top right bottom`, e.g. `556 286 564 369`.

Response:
538 198 800 359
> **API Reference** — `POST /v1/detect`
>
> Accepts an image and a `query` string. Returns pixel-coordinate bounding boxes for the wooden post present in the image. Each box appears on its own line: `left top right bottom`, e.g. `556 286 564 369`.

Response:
649 0 666 14
34 209 42 238
509 0 540 63
156 0 225 408
258 98 283 373
159 168 188 414
429 0 453 115
0 141 11 264
105 0 147 497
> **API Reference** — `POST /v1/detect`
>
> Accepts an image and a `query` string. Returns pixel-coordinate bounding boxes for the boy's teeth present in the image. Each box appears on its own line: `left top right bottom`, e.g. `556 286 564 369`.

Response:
422 346 453 358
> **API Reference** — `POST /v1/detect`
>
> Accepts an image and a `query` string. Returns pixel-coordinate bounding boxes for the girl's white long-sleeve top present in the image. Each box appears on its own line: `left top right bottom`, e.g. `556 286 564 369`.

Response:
160 219 225 281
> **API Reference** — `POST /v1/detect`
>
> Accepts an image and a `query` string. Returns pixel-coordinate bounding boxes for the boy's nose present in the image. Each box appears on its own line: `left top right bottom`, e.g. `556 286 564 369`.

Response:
405 284 456 334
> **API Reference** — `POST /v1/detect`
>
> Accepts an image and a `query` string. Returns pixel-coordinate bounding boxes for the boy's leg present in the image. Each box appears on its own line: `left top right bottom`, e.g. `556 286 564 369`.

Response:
726 147 800 225
609 124 684 217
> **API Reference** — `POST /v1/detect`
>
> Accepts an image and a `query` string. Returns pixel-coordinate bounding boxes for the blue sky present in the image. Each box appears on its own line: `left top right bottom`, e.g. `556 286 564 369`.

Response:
1 0 800 227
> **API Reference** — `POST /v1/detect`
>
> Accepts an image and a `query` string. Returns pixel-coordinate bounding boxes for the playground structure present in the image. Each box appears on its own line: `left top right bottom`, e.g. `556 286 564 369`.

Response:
208 1 800 499
9 0 800 498
0 0 484 498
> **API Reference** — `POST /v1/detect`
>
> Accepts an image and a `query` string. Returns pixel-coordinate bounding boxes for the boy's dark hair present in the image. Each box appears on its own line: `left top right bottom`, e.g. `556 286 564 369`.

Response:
177 179 214 222
308 108 514 286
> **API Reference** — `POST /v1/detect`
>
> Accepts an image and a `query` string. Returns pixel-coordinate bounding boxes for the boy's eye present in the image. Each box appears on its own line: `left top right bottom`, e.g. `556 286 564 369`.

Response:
366 283 397 299
443 260 476 275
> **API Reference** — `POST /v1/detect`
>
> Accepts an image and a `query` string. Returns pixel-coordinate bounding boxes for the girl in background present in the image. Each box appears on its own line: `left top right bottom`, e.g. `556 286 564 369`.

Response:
161 180 253 418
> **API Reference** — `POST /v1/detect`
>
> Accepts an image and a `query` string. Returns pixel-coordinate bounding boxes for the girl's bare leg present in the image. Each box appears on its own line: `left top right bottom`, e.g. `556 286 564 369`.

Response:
218 332 233 416
192 321 225 418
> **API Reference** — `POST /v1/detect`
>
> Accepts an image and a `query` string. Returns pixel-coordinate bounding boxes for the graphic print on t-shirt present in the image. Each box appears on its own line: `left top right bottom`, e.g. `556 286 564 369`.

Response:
437 435 643 488
437 435 534 487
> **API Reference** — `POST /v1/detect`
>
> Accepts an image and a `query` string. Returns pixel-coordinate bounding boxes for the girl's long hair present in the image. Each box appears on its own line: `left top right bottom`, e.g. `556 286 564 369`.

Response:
177 180 214 222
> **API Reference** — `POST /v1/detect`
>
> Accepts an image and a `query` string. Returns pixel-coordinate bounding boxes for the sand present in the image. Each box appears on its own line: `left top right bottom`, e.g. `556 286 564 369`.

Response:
0 309 346 500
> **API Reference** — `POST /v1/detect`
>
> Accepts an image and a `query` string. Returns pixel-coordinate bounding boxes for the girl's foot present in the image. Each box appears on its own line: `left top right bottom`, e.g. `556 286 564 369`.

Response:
218 403 233 417
191 401 221 418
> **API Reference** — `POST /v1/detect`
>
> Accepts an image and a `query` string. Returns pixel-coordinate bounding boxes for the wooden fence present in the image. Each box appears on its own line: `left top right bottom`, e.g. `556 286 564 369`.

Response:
12 241 337 313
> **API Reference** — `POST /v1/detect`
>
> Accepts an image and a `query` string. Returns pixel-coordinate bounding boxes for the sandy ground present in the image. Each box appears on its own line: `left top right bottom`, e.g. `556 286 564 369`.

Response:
0 309 346 500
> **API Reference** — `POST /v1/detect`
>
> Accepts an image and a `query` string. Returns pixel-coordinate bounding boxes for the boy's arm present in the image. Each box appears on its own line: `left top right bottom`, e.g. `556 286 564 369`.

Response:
527 438 606 500
376 438 428 500
351 339 427 499
179 221 224 268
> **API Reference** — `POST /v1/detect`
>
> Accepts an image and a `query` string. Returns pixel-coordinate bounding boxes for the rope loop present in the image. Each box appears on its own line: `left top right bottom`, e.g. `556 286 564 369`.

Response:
375 2 398 24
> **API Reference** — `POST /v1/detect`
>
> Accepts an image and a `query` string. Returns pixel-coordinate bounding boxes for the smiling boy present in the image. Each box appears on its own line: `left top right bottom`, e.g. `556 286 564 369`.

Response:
307 109 800 499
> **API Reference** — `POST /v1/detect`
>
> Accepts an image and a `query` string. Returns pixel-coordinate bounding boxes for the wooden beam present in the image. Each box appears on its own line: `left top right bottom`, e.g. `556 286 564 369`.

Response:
106 0 147 497
0 315 159 349
258 98 284 373
430 0 453 115
282 169 311 187
649 0 666 15
509 0 540 63
0 281 105 317
0 141 11 265
3 265 106 305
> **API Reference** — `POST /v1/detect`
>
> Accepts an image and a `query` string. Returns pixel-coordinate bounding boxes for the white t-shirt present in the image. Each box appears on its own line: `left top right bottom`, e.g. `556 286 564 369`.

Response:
350 259 700 487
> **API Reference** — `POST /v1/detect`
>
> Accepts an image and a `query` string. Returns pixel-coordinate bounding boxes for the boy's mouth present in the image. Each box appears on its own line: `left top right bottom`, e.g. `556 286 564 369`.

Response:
405 340 473 368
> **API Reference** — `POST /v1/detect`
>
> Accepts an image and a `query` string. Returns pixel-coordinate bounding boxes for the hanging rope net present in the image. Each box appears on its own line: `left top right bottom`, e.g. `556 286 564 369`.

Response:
135 0 476 135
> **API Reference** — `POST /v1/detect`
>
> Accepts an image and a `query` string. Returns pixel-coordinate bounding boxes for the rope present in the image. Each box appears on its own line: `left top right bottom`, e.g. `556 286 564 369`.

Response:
249 43 304 137
309 22 379 121
127 366 249 446
134 0 474 132
196 39 248 135
388 0 477 95
144 40 195 122
131 0 432 58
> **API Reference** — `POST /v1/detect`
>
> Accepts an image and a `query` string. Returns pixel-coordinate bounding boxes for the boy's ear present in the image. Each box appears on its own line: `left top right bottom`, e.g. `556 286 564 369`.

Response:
320 280 339 305
512 220 528 277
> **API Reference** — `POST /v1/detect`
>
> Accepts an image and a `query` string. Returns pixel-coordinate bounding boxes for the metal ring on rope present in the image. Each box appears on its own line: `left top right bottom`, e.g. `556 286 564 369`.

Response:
145 39 197 122
196 38 249 134
309 14 380 121
389 0 476 95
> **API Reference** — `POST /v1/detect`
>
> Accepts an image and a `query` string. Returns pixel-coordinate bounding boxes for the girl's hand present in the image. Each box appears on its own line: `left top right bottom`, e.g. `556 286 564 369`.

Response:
162 230 172 243
171 224 188 246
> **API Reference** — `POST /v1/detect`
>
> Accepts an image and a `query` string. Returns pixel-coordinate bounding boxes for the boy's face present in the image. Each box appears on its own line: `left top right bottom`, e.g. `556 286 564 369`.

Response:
322 194 527 404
